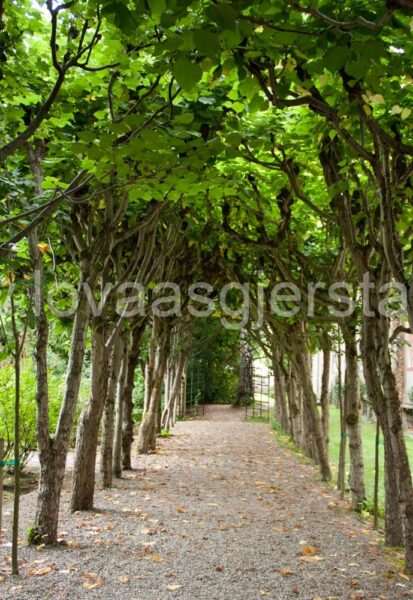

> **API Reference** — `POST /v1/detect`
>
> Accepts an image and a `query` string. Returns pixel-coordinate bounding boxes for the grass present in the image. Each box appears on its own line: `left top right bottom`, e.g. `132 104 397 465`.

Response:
250 401 413 515
328 406 413 508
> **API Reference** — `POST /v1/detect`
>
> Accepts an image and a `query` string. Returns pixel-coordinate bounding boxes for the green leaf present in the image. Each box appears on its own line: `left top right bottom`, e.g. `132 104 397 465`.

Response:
101 1 136 34
147 0 166 15
173 58 203 91
323 46 351 73
344 58 370 80
249 94 268 113
271 31 298 44
174 113 195 124
77 131 96 143
205 4 239 29
193 29 220 58
227 132 242 146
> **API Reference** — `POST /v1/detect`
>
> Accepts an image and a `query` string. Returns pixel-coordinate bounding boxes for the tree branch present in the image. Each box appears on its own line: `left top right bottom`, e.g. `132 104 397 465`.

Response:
390 325 412 343
284 0 394 30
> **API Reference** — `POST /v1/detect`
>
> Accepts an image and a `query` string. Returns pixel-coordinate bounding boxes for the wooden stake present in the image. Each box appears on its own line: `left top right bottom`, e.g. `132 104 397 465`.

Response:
373 419 380 530
0 438 3 544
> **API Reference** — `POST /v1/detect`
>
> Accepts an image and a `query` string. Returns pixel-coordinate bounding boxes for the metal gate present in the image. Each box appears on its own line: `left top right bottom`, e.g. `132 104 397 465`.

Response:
245 358 272 422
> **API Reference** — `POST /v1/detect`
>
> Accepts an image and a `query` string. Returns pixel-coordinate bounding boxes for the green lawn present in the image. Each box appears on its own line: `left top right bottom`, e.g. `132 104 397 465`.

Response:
328 406 413 507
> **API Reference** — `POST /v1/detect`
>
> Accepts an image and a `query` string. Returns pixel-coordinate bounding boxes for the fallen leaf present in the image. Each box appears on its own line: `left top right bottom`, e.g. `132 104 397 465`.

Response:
301 555 325 563
83 579 104 590
33 567 52 576
279 567 294 576
303 546 316 556
152 555 164 562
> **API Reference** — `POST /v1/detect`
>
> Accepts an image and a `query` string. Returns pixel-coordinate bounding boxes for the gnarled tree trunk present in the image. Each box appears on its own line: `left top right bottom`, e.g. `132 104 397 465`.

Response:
236 336 254 407
362 313 404 547
70 322 109 511
33 288 90 542
113 332 129 478
292 334 331 481
137 319 170 454
100 333 123 488
122 323 145 470
342 324 365 511
272 346 289 432
320 346 331 450
287 363 302 447
162 351 188 430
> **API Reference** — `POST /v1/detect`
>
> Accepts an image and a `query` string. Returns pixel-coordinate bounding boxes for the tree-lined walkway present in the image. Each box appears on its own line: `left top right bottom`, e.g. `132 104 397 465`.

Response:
1 405 412 599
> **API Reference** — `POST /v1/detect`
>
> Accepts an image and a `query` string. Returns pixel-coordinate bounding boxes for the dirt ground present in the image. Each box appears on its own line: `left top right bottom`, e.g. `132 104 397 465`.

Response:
0 404 412 599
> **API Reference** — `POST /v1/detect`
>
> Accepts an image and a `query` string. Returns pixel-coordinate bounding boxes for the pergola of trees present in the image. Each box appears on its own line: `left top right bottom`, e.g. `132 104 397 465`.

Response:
1 0 413 575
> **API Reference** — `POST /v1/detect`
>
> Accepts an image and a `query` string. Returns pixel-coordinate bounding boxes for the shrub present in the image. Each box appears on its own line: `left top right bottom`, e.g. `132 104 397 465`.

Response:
0 359 87 470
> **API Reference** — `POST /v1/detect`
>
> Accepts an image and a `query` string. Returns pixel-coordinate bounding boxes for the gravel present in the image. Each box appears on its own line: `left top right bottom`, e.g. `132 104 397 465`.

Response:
0 404 412 600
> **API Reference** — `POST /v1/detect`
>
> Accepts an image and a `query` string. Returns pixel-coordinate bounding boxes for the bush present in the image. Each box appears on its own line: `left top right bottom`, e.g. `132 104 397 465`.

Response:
0 359 87 470
132 367 145 422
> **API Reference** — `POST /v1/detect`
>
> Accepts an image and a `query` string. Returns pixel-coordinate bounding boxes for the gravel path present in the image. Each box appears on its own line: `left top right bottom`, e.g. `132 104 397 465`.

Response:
1 404 412 600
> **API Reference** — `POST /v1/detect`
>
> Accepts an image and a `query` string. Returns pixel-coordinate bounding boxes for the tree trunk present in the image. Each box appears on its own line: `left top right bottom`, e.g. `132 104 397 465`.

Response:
162 352 187 430
361 314 404 547
293 343 331 481
32 287 90 543
299 379 313 457
122 323 145 470
342 324 365 510
383 430 405 546
272 346 289 432
113 333 129 478
100 334 123 488
320 348 330 450
287 365 302 446
381 360 413 568
236 336 254 407
177 370 187 419
155 382 163 435
137 320 170 454
137 347 168 453
70 323 108 512
25 143 58 545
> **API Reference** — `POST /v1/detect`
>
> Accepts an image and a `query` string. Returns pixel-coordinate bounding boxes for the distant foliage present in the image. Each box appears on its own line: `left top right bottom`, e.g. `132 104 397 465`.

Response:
187 318 240 405
132 366 145 422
